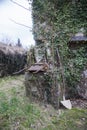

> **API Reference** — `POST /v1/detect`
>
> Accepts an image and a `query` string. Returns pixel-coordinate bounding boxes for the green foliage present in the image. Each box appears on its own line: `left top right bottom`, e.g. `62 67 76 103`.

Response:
32 0 87 96
64 46 87 96
43 108 87 130
0 90 40 129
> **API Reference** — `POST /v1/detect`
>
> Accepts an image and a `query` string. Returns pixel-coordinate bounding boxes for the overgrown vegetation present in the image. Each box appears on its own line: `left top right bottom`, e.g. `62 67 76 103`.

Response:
0 76 41 129
0 75 87 130
32 0 87 96
43 108 87 130
0 92 41 129
0 43 27 77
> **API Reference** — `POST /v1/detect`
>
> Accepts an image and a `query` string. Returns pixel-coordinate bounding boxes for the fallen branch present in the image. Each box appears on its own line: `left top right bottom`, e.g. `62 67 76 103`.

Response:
12 68 26 75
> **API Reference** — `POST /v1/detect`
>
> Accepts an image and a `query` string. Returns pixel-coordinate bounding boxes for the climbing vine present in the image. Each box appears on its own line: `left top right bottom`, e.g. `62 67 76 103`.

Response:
32 0 87 96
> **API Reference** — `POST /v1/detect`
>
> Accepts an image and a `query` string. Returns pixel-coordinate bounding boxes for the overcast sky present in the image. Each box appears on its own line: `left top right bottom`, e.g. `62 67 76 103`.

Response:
0 0 35 48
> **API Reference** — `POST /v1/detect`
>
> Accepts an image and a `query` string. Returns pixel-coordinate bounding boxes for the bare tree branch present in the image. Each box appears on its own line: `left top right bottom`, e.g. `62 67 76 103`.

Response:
9 18 32 30
10 0 31 11
12 67 26 75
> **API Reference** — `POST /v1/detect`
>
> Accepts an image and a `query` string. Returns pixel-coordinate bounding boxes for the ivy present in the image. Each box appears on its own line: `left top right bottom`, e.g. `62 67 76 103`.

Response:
32 0 87 96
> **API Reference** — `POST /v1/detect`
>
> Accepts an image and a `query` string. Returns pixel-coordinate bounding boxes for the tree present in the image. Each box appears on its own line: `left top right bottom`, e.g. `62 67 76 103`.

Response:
16 38 22 47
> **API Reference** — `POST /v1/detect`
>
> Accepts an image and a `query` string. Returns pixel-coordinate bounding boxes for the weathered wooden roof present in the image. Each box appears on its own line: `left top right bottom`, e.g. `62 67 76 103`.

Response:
70 36 87 42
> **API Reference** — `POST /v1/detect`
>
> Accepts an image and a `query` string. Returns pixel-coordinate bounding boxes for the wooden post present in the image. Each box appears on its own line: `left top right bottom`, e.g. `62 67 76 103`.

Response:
56 48 66 100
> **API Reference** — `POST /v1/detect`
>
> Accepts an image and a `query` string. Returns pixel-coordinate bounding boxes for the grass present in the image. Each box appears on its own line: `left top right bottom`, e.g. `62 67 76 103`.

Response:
0 75 41 130
0 90 41 130
52 109 87 130
0 75 87 130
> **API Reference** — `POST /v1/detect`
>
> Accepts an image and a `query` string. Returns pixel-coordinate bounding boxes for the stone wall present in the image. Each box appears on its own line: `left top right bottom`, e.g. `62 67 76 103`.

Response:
25 71 61 109
77 70 87 99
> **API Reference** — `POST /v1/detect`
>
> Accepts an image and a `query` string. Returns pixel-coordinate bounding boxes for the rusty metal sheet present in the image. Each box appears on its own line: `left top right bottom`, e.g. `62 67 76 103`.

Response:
28 65 44 72
28 62 49 73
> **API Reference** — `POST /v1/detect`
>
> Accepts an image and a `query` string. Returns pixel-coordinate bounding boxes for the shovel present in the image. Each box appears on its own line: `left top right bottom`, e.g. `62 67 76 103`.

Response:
56 48 72 109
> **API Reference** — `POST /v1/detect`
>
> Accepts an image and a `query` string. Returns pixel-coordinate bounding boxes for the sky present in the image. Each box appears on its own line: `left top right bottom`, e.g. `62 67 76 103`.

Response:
0 0 35 48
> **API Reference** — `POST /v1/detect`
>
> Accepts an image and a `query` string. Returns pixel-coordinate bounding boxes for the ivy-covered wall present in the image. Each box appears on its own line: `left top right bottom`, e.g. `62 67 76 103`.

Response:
32 0 87 42
32 0 87 97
